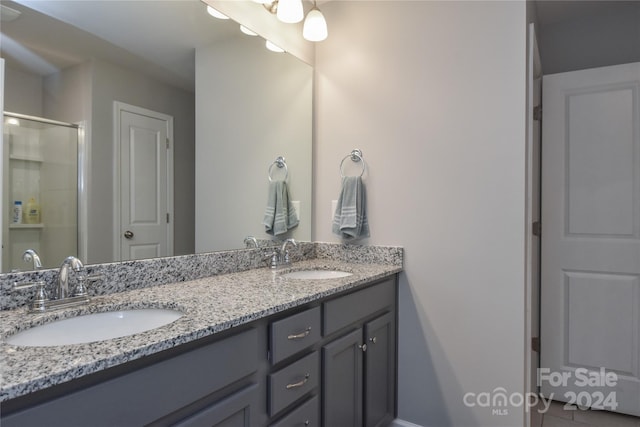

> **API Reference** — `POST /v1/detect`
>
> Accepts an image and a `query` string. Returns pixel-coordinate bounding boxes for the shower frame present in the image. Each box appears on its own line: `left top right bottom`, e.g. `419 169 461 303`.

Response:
1 111 87 272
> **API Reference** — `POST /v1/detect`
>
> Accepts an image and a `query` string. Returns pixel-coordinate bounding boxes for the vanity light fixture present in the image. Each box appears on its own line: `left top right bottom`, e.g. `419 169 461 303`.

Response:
276 0 304 23
302 1 327 42
265 40 285 53
206 5 229 20
240 25 258 36
261 0 328 42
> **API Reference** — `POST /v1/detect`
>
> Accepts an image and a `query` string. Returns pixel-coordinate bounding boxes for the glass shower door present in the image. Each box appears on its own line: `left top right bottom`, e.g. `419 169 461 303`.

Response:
2 113 78 272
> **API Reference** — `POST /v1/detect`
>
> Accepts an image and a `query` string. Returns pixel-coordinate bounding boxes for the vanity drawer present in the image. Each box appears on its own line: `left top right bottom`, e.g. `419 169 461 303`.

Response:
269 395 319 427
270 306 321 364
323 278 395 336
268 351 319 416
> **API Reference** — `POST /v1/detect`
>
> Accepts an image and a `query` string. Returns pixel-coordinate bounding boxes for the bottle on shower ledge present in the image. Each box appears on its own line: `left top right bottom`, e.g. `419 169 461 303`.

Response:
12 200 22 224
25 198 40 224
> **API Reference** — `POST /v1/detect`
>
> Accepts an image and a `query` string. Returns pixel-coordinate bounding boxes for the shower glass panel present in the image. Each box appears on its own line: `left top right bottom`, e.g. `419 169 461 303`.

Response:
2 113 79 272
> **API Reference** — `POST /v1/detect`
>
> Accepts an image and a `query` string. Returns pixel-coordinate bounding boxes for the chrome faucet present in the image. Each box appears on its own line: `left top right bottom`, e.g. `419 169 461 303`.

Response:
56 256 85 300
263 239 297 270
22 249 43 270
280 238 297 265
244 236 259 248
13 255 99 313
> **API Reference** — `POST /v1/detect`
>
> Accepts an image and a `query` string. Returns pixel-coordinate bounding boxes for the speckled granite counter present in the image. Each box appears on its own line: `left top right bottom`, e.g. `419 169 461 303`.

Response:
0 257 401 402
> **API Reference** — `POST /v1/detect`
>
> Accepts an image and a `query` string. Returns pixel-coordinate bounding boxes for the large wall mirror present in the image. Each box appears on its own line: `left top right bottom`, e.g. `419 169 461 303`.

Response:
0 0 313 273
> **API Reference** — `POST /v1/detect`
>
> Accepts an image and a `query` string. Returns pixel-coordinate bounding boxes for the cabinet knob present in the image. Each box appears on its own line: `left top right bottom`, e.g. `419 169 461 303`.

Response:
359 343 367 352
369 336 377 344
124 230 134 239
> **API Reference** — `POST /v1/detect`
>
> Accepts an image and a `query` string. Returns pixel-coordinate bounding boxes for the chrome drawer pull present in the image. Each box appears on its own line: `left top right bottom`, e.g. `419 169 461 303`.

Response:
287 327 311 340
286 373 310 389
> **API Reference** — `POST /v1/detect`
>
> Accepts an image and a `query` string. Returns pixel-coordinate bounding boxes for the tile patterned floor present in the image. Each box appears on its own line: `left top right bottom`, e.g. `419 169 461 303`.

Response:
531 401 640 427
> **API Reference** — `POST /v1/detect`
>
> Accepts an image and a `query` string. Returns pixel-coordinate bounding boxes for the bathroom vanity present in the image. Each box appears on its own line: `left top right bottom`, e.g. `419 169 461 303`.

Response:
0 246 402 427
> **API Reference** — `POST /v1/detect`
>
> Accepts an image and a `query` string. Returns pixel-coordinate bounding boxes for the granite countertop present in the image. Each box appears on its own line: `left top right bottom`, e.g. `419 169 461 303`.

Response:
0 259 401 402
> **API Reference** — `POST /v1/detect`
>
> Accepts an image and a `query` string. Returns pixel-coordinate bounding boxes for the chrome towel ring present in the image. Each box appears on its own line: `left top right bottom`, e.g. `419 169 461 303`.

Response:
340 149 366 178
268 156 288 182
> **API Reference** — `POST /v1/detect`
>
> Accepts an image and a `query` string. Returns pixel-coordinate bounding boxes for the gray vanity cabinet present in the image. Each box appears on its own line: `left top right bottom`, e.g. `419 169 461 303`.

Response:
322 278 397 427
1 274 398 427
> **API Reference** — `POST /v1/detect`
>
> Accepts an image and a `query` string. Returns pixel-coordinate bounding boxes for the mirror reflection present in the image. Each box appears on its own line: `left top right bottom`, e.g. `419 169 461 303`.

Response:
0 0 313 272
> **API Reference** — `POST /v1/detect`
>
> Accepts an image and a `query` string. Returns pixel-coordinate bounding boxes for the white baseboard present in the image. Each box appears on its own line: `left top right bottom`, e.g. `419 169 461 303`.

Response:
390 419 426 427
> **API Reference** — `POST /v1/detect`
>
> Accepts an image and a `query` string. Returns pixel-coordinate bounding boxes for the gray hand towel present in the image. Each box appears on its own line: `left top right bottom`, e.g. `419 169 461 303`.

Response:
332 176 369 239
263 180 299 236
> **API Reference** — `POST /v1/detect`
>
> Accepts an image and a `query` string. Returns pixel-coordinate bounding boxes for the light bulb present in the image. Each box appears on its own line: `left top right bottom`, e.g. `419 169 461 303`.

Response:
265 40 285 53
303 7 328 42
206 5 229 20
240 25 258 36
276 0 303 23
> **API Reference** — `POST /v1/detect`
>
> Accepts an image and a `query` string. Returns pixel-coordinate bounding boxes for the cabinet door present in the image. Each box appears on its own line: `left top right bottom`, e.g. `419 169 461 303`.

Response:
364 312 395 427
269 396 319 427
172 383 259 427
322 328 363 427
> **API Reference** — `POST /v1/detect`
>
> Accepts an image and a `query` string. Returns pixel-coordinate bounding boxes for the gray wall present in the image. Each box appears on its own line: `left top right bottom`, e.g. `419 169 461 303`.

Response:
4 66 43 116
195 36 312 252
314 2 527 426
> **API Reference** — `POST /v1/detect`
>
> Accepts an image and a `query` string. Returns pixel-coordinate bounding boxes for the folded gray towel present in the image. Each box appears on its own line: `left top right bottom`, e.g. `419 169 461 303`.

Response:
332 176 369 239
263 180 299 236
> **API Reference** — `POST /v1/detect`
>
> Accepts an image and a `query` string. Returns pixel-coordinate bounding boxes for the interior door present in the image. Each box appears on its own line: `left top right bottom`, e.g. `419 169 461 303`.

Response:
541 62 640 416
527 22 543 397
116 103 173 261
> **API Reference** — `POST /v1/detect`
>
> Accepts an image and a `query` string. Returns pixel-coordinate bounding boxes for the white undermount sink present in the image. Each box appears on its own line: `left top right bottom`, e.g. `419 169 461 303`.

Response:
5 308 184 347
282 270 353 280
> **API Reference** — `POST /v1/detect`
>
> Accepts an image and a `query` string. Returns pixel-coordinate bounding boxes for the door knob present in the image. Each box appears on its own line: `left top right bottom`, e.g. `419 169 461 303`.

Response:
124 230 134 239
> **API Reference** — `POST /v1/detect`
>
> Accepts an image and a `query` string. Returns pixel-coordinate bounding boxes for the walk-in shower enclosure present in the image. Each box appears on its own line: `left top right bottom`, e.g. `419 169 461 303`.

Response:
2 112 78 272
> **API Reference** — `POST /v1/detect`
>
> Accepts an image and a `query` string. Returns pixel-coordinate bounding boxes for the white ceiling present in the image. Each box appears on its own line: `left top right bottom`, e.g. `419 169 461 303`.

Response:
1 0 243 92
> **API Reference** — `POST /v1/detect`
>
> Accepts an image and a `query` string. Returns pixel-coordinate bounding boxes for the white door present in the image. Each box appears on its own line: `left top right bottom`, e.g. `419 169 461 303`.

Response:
114 102 173 261
541 63 640 416
526 22 543 396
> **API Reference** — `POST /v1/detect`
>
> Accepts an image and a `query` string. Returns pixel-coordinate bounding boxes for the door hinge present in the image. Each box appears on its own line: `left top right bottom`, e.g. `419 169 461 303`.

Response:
533 105 542 121
166 213 170 223
532 337 540 353
166 138 170 149
532 221 541 237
